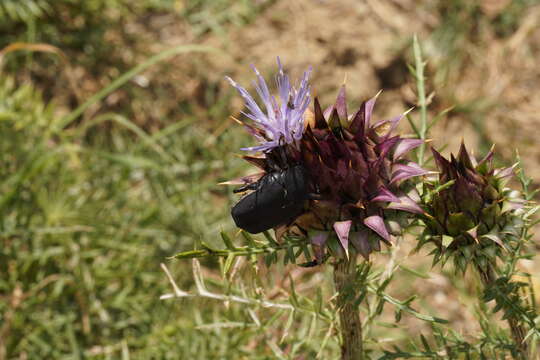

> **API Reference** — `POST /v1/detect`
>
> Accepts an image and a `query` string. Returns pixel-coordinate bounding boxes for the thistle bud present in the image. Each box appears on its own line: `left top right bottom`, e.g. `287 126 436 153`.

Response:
420 143 525 272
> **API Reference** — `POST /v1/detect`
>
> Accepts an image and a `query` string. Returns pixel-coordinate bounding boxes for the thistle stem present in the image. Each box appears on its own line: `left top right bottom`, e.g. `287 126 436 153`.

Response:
333 256 363 360
477 264 528 359
413 35 428 166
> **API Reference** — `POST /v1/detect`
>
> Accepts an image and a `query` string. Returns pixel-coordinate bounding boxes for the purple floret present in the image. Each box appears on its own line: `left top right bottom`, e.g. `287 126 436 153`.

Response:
226 58 312 152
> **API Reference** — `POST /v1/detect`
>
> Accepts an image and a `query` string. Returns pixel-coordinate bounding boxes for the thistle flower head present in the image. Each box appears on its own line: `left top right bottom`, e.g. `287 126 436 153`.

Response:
226 58 312 152
226 62 427 264
293 86 427 261
419 143 525 273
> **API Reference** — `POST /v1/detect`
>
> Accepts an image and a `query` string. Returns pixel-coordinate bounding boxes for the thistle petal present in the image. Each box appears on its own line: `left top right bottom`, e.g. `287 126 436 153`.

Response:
375 136 400 159
309 231 329 246
431 148 452 173
390 163 429 184
309 230 330 263
364 91 380 126
371 235 381 251
317 110 328 125
494 167 514 179
334 85 348 121
333 220 352 258
457 142 474 170
466 225 479 241
501 199 525 213
349 103 366 136
477 146 494 168
364 215 390 242
481 229 506 249
327 107 341 129
371 187 401 203
240 142 281 152
350 230 370 260
227 58 312 152
226 76 268 126
393 138 424 160
387 195 424 214
372 113 402 140
291 66 313 141
313 98 327 129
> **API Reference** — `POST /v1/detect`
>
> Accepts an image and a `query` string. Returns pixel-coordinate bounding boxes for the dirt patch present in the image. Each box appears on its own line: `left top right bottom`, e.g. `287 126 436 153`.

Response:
196 1 540 181
26 1 538 181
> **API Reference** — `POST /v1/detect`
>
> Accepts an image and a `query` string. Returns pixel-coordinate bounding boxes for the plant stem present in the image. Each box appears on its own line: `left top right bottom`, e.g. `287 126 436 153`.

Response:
413 35 428 166
333 256 363 360
477 264 528 359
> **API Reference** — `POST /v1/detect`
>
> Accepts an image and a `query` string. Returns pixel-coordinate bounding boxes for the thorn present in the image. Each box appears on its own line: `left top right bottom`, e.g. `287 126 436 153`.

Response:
230 116 243 124
404 107 415 116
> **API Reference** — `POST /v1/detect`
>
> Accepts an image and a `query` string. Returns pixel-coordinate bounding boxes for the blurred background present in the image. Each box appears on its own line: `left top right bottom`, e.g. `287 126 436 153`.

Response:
1 0 539 358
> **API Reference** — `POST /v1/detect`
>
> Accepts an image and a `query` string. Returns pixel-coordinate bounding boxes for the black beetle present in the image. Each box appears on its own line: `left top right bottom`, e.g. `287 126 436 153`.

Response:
231 165 309 234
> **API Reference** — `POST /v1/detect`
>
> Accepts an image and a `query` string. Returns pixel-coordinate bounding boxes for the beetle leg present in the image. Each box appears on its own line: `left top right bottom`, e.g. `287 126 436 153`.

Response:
299 253 330 267
307 193 323 200
233 182 259 193
266 152 281 172
299 259 319 267
293 223 308 237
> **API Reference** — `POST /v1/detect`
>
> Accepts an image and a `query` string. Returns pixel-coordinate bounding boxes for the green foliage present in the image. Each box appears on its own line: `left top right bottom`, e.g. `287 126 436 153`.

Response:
0 0 270 56
0 0 173 23
380 323 520 359
173 232 451 358
0 68 252 357
0 0 49 22
181 0 274 36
